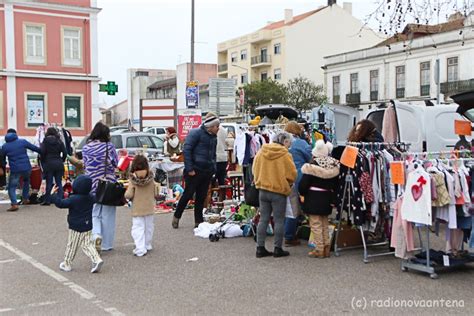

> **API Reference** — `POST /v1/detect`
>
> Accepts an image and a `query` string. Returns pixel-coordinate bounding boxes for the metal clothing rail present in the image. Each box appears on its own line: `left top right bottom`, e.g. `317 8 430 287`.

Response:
334 141 412 263
401 149 472 157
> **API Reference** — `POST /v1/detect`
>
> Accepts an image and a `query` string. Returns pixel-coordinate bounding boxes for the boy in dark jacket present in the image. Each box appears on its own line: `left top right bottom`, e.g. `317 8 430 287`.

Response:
51 175 103 273
299 140 340 259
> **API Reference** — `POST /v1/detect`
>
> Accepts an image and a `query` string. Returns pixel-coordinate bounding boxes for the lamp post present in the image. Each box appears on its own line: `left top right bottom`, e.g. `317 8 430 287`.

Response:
231 64 249 120
191 0 195 81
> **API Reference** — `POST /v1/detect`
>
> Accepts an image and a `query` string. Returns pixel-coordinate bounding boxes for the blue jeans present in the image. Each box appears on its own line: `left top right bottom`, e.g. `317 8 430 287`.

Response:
285 217 298 241
43 170 64 203
92 203 117 251
8 171 31 205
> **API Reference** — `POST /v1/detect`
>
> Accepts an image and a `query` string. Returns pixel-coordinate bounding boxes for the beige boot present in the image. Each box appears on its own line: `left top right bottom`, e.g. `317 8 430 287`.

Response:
324 245 331 258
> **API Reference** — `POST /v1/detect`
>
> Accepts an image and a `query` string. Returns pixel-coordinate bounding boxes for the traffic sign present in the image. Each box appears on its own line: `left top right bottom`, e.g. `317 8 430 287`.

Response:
99 81 119 96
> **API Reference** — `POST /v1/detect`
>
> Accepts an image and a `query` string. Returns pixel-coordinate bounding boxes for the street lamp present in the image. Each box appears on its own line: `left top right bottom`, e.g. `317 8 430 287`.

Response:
231 64 249 120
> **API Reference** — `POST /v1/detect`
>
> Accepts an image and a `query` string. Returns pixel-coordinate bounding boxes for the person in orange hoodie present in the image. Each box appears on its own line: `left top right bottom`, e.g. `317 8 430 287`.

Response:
252 131 296 258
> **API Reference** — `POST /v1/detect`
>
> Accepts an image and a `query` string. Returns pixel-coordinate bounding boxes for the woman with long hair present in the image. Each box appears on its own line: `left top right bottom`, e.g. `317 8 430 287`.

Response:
82 122 119 252
40 127 68 205
347 119 384 143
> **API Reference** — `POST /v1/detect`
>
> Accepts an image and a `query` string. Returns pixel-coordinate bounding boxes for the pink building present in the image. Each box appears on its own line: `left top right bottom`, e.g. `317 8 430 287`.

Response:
0 0 100 137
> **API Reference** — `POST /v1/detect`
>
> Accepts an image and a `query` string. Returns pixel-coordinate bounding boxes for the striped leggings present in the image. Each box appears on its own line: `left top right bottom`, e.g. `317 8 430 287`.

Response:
64 230 102 266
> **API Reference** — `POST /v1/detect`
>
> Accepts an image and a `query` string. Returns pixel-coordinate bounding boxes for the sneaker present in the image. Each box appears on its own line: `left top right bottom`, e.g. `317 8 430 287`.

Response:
6 205 19 212
91 260 103 273
59 262 72 272
94 236 102 254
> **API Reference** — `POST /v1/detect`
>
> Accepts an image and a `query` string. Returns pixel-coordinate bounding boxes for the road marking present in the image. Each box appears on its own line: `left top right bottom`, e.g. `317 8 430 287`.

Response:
0 308 14 313
0 259 16 264
0 239 123 316
27 301 57 308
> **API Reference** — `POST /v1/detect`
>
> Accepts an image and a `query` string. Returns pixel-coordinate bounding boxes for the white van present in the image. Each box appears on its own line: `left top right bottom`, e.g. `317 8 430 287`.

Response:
330 100 470 152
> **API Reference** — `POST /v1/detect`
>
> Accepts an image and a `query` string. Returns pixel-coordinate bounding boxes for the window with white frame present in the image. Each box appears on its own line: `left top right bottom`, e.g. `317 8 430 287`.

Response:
447 57 459 82
25 24 45 64
420 62 430 96
274 68 281 80
370 70 379 101
332 76 340 104
241 73 248 84
274 43 281 55
231 52 238 63
26 94 46 127
64 95 82 128
240 49 247 61
350 73 359 94
63 27 82 66
396 66 405 98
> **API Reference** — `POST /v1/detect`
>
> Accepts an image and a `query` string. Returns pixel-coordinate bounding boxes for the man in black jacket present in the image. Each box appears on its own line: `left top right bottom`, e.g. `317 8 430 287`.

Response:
172 114 219 229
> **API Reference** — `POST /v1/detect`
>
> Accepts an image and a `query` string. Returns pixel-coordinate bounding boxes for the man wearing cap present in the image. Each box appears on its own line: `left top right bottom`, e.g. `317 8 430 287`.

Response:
172 114 219 228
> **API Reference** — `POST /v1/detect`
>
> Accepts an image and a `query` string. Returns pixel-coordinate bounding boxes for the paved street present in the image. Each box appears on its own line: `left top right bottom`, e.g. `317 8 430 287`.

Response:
1 204 473 315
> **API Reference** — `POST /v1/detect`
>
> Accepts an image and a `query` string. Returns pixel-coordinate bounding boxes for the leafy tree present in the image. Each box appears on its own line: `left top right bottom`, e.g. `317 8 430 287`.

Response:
285 76 327 113
241 79 287 113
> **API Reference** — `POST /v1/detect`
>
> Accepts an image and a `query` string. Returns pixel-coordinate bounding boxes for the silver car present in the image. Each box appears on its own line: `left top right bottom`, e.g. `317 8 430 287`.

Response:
76 131 165 156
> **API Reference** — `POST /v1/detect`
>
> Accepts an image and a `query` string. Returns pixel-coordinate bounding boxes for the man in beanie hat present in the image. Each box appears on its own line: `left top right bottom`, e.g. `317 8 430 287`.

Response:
283 121 312 246
172 113 219 229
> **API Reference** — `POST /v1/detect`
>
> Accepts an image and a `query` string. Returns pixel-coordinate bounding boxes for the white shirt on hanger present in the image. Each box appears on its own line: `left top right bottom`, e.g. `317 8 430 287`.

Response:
401 168 432 225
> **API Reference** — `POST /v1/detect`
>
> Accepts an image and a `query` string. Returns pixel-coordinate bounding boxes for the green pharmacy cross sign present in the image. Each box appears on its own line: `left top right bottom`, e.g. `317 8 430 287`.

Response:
99 81 118 95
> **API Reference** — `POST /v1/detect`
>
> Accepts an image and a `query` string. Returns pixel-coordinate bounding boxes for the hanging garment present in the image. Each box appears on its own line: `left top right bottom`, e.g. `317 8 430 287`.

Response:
234 132 247 165
430 172 450 207
382 104 398 142
391 197 415 259
401 168 432 225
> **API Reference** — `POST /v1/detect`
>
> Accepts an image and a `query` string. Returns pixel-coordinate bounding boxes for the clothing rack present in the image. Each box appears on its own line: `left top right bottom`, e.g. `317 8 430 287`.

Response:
399 150 474 279
334 141 411 263
402 149 471 157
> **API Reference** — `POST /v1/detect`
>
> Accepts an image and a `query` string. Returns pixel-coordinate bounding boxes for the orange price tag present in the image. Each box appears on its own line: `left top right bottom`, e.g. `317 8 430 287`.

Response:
454 120 471 136
340 146 359 168
390 161 405 185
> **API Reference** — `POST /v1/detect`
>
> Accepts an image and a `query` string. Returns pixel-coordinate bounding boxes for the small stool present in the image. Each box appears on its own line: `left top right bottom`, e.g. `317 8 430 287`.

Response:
228 172 243 201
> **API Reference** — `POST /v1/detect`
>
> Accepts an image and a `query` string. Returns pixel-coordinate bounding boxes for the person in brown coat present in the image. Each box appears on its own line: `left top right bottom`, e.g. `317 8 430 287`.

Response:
124 155 160 257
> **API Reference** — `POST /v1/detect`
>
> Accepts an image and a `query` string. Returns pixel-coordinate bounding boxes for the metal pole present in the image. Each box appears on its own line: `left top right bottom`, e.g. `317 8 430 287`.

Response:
191 0 195 81
435 59 440 105
216 82 220 116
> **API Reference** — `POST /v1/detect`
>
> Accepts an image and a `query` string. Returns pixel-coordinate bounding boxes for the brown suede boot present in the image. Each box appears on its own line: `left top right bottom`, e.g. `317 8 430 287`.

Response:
6 204 19 212
308 248 325 258
324 245 331 258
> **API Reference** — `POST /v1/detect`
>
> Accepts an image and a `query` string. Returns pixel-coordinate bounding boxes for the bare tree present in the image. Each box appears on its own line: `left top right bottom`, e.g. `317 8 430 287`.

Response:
365 0 473 35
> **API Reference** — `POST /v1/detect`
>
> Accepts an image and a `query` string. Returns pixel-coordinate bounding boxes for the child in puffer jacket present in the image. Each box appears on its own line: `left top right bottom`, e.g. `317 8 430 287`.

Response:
298 140 340 259
124 155 160 257
51 175 103 273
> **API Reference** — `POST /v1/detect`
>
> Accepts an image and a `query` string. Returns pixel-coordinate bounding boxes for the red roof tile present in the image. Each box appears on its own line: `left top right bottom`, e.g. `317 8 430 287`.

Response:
262 7 327 30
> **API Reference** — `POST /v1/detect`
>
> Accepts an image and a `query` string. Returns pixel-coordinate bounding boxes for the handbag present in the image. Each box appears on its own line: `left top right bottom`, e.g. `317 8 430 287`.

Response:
244 182 260 207
95 143 126 206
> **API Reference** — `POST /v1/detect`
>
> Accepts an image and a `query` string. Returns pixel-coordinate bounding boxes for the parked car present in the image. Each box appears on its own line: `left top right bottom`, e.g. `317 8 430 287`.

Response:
76 131 165 156
109 126 129 133
143 126 167 135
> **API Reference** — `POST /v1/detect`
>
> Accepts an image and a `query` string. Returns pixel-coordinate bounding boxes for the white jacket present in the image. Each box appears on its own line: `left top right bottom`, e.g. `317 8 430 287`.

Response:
216 126 228 163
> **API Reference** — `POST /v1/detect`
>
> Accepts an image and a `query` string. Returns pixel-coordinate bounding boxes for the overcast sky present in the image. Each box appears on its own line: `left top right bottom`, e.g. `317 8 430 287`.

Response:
96 0 388 106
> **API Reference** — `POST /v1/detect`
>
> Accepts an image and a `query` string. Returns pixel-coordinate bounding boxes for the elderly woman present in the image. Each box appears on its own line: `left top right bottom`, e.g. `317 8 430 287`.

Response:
252 131 297 258
82 122 119 252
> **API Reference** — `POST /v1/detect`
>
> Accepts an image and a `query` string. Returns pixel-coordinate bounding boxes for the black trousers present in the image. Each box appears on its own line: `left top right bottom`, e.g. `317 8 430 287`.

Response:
215 162 228 186
174 170 213 224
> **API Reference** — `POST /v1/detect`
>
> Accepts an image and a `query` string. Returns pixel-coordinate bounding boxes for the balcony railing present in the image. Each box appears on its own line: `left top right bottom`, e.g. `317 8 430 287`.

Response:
440 79 474 95
251 54 271 66
420 85 430 96
346 92 360 104
396 88 405 98
333 95 340 104
218 64 228 73
370 91 378 101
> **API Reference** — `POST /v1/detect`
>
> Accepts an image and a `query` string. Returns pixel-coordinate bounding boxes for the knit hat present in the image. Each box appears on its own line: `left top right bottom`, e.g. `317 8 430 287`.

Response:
203 114 220 128
284 121 302 136
312 140 333 157
7 128 16 134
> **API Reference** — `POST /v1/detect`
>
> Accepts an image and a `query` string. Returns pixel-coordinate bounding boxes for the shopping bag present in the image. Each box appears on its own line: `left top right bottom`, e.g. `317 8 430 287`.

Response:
96 179 126 206
244 183 259 207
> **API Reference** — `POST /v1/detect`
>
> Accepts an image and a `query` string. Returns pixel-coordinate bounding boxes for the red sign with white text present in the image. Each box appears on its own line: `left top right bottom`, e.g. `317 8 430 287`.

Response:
178 109 202 141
